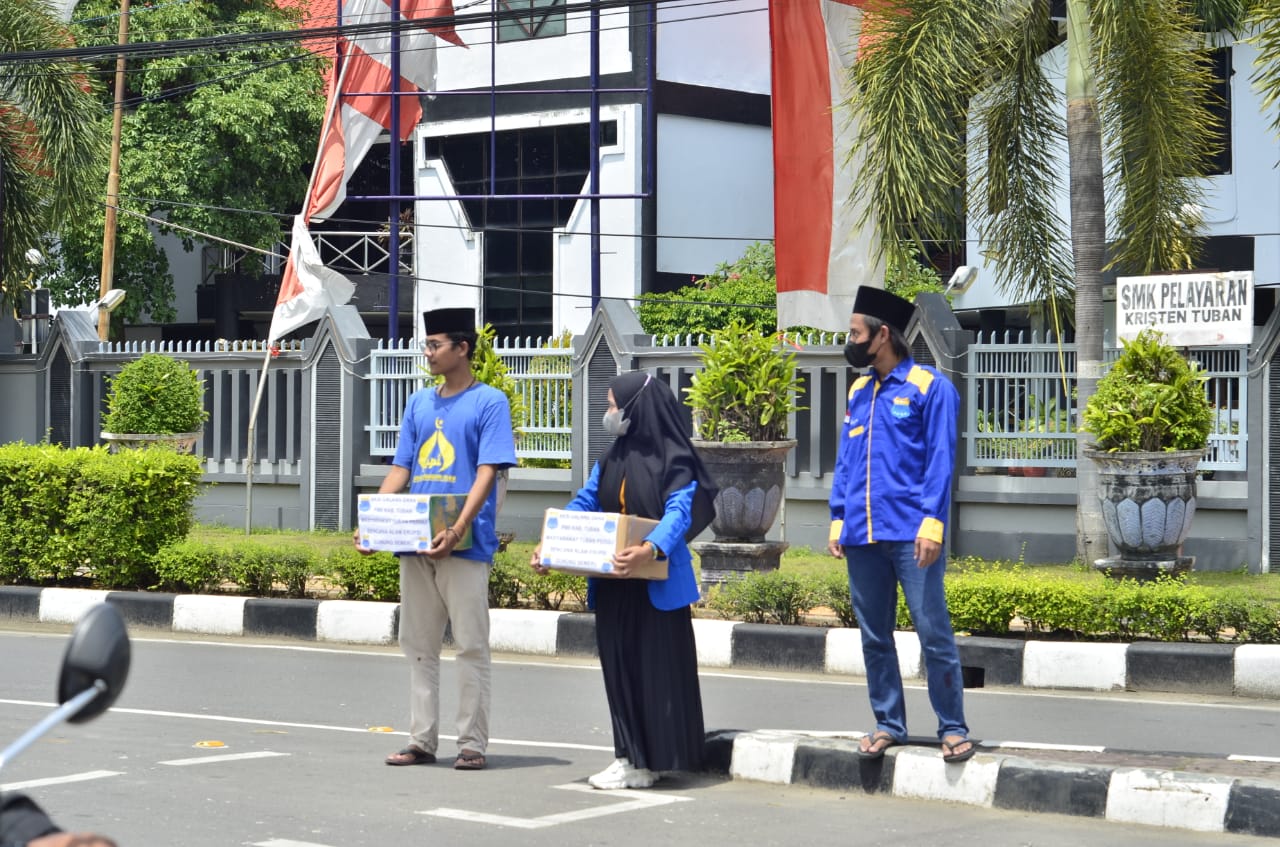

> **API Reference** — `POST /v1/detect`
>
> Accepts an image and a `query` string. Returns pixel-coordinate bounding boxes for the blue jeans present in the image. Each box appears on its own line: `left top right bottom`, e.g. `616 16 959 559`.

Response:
845 542 968 741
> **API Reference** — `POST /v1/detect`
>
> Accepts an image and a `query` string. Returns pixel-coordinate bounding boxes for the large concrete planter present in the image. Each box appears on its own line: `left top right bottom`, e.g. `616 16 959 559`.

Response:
692 439 796 542
690 439 795 596
1083 445 1206 578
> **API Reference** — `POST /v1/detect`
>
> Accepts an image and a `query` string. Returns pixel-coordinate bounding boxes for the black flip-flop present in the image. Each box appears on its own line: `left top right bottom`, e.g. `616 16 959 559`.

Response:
856 731 902 760
941 738 977 763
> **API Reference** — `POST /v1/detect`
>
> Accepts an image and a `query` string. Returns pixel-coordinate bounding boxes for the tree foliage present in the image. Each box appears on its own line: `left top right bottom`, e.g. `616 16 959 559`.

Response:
637 242 778 336
0 0 106 316
847 0 1242 302
45 0 328 323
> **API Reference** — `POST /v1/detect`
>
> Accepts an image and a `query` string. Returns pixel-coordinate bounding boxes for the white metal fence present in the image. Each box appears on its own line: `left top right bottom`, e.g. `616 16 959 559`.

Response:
966 332 1248 471
366 336 573 460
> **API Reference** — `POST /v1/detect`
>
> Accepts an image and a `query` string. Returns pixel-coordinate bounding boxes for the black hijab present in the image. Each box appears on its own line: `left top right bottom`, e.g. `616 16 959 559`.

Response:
597 371 719 542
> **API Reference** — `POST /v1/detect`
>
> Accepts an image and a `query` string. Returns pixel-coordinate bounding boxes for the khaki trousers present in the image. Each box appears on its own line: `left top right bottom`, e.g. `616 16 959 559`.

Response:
398 554 492 755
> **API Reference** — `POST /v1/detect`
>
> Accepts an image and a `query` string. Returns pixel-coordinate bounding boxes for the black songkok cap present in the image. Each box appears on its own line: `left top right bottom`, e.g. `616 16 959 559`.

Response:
852 286 915 333
422 307 476 335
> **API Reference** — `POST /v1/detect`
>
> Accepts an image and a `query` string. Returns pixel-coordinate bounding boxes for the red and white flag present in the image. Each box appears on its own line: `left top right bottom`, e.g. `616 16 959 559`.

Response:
269 0 464 342
770 0 883 332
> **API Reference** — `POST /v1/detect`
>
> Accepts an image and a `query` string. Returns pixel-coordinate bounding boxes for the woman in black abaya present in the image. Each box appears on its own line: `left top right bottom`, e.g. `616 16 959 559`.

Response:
533 371 718 789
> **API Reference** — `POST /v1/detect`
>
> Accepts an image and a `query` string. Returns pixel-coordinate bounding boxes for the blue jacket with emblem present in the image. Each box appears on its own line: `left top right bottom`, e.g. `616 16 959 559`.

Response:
829 358 959 546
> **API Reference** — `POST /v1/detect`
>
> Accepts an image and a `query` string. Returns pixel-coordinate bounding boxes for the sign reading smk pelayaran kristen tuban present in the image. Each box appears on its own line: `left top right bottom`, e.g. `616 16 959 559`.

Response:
1115 271 1254 346
356 493 472 553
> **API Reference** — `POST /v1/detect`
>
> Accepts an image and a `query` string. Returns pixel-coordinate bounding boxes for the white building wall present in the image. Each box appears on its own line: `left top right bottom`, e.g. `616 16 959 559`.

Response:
656 115 774 277
412 152 483 334
437 3 633 88
554 105 643 335
414 105 642 338
656 0 770 94
959 35 1280 315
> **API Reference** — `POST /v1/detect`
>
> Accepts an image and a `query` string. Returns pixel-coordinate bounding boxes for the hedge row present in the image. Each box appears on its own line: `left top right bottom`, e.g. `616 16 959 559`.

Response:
0 444 202 589
147 540 591 608
708 565 1280 644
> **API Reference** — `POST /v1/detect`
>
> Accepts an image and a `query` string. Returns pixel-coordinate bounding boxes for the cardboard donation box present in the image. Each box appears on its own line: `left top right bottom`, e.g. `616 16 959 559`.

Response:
356 493 472 553
539 509 667 580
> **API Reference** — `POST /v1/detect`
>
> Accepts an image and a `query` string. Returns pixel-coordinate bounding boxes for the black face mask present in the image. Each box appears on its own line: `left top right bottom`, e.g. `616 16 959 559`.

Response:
844 339 874 369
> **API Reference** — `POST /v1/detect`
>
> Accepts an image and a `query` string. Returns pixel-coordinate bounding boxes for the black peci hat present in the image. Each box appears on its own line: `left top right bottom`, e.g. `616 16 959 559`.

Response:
422 307 476 335
852 286 915 333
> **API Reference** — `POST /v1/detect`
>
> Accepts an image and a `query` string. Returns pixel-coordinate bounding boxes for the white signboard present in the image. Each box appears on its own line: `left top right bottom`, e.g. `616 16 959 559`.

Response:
540 510 632 575
538 509 665 579
1115 271 1253 346
356 493 469 553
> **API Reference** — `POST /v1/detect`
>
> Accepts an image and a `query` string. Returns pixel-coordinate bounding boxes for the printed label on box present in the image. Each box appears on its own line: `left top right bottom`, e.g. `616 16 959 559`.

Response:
356 493 470 553
539 510 628 574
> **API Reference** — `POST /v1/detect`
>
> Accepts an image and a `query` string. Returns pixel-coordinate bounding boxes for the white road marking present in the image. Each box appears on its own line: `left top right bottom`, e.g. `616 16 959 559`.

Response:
421 782 693 829
252 840 337 847
160 751 289 766
0 698 613 752
1227 753 1280 763
1 770 124 791
981 741 1108 753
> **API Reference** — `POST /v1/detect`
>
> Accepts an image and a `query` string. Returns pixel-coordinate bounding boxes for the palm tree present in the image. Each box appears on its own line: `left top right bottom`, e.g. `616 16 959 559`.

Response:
0 0 107 316
845 0 1278 563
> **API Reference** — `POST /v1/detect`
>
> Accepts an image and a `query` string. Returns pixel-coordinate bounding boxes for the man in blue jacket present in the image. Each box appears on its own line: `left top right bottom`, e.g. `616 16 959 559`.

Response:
827 286 975 764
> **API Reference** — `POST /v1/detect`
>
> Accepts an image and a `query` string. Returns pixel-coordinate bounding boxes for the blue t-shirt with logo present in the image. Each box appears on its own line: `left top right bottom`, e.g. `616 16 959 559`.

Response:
391 382 517 563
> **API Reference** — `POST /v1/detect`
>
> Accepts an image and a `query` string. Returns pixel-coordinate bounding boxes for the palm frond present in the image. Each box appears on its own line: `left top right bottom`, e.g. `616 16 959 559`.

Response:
1093 0 1219 274
1192 0 1250 33
845 0 1006 259
1248 0 1280 140
970 0 1073 303
0 0 107 308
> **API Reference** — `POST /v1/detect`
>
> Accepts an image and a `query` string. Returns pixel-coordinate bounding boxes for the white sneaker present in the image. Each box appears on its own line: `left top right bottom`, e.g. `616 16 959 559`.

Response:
588 758 657 789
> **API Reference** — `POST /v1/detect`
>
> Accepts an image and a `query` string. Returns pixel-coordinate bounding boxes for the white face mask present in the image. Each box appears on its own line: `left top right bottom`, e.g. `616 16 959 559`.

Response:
604 373 650 438
603 408 630 437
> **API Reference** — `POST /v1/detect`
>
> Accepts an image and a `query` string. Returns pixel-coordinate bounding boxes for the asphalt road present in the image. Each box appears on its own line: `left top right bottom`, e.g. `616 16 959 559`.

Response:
3 626 1280 846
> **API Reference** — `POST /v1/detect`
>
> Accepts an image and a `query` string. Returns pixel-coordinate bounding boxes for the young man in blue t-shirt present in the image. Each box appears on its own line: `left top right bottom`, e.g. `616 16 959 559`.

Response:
357 307 516 771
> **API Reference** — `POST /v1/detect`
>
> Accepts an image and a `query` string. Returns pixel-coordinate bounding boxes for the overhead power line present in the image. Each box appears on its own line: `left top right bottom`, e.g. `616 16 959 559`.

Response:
0 0 751 66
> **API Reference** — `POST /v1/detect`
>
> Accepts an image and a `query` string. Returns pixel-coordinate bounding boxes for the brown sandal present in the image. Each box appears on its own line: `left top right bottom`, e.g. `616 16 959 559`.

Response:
453 749 486 770
386 746 436 766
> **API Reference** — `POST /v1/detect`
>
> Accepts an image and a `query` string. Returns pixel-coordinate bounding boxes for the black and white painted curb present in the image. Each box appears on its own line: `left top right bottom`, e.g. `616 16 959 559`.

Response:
705 730 1280 838
4 586 1280 698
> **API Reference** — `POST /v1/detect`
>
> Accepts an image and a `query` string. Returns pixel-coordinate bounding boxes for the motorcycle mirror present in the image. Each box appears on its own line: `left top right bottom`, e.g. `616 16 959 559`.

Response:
57 603 131 723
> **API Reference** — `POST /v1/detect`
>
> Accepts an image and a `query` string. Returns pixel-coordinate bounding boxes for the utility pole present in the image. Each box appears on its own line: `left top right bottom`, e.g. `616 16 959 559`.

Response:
98 0 130 342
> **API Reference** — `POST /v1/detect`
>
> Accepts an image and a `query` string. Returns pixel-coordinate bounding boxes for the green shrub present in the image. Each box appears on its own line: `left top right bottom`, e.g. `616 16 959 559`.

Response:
520 567 588 611
945 570 1020 636
153 539 225 593
328 547 400 601
223 544 278 596
637 242 779 336
0 443 200 589
810 567 856 628
1016 578 1103 636
102 353 209 435
684 319 805 442
0 443 82 583
489 552 525 608
709 570 820 626
65 447 202 589
1082 329 1213 453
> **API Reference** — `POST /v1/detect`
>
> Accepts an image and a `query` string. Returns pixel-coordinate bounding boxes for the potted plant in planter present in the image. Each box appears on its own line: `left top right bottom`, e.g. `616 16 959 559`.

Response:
101 353 209 453
683 320 805 590
1081 329 1213 578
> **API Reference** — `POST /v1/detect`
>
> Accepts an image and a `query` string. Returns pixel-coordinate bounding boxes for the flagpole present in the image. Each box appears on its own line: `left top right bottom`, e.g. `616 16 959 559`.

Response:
244 38 354 536
244 343 274 534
